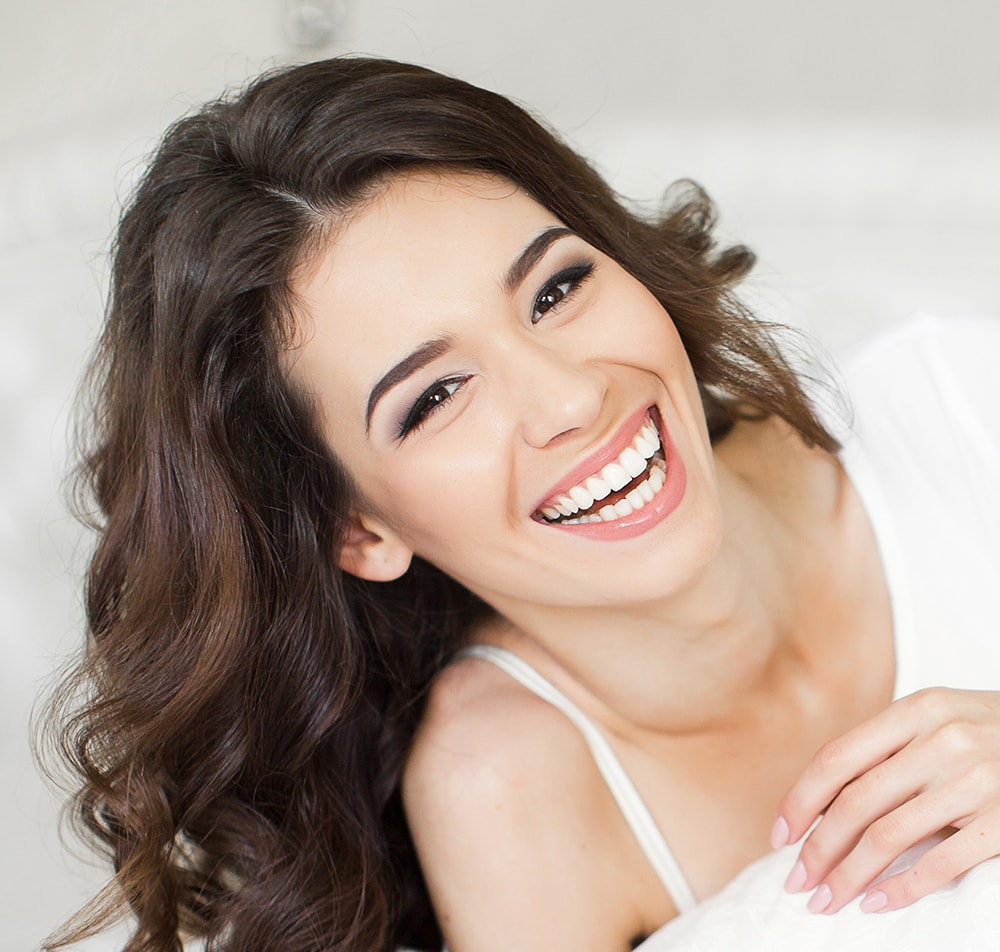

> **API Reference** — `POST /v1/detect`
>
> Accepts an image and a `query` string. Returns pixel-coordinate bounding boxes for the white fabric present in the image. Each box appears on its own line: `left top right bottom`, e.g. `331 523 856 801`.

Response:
462 644 697 913
825 314 1000 702
641 838 1000 950
644 314 1000 949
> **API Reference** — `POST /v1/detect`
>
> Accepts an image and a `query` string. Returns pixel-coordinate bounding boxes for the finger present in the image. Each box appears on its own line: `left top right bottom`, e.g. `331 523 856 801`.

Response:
815 782 967 913
859 814 1000 912
794 718 998 896
791 738 935 892
776 690 951 845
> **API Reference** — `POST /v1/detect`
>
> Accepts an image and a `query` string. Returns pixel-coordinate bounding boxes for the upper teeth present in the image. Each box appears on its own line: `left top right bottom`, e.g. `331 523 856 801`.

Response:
540 418 662 522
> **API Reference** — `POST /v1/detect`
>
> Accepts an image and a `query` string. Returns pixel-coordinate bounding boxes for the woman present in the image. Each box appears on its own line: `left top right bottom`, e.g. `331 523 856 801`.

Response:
44 57 1000 951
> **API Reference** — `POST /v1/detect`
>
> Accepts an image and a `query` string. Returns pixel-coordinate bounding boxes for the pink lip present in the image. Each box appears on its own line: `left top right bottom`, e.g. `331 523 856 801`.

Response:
537 406 688 542
534 405 654 511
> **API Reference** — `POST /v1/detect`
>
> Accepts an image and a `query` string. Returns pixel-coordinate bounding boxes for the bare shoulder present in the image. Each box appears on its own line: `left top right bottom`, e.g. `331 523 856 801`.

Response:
402 654 659 950
403 653 602 861
406 654 586 806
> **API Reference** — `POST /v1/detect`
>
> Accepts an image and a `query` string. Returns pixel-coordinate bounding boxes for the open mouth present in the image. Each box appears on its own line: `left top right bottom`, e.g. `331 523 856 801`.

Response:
536 410 667 526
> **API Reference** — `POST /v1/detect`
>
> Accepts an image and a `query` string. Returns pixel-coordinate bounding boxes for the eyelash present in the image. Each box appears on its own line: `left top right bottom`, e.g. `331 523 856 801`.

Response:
397 259 596 439
531 262 595 324
398 375 472 438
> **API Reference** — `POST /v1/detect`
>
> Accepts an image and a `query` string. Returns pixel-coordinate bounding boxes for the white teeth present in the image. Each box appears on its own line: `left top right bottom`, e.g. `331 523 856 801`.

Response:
562 513 607 526
539 414 670 525
634 432 656 458
620 446 647 479
601 461 630 492
554 498 576 517
584 475 611 501
568 485 594 510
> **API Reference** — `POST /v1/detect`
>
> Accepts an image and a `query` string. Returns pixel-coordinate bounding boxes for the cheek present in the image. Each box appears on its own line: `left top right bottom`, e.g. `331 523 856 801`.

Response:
628 301 703 406
594 283 688 369
612 297 703 416
356 446 508 560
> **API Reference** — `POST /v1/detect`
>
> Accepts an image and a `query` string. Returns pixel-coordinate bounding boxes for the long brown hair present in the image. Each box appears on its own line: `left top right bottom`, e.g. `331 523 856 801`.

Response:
41 56 836 952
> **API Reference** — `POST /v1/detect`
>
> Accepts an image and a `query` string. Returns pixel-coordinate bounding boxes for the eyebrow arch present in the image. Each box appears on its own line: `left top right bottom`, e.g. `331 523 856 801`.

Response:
365 336 453 432
502 226 575 294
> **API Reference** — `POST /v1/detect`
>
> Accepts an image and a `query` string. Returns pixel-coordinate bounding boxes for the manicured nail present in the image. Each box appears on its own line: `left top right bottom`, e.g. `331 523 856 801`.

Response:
770 815 790 849
860 889 888 913
807 883 832 914
784 860 807 893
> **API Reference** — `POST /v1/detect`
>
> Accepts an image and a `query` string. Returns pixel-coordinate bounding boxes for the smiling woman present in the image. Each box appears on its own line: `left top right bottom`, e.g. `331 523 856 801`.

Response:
287 171 719 599
39 57 1000 952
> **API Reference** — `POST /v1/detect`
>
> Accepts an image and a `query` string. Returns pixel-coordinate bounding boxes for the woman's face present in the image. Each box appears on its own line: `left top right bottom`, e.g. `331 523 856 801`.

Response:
287 171 724 617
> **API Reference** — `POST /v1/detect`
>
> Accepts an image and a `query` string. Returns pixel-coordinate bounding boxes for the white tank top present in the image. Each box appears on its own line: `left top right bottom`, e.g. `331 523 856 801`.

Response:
463 644 697 914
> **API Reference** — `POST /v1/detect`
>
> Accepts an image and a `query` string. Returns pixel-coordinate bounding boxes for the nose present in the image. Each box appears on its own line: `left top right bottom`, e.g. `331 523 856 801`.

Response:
499 337 606 448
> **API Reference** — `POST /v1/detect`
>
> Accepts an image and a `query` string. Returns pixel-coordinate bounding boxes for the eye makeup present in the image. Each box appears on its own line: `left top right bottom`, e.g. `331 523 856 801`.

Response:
396 374 472 438
530 261 595 324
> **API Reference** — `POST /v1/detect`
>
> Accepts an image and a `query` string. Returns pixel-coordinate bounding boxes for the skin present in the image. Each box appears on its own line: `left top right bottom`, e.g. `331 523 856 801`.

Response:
286 171 1000 948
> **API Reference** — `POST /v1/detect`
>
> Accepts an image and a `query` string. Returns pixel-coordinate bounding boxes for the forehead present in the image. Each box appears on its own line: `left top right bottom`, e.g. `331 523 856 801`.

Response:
297 170 562 291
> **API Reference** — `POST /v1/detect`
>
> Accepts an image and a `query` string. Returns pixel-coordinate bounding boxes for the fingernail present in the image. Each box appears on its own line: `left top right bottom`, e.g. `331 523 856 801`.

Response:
807 883 832 914
860 889 888 913
770 814 790 849
784 860 807 893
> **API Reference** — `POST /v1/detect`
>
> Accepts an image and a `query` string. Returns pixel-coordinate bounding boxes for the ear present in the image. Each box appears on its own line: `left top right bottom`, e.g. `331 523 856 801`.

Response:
337 511 414 582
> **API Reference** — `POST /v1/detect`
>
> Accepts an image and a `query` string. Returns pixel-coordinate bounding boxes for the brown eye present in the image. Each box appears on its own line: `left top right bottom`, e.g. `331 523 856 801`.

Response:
534 282 570 316
398 375 470 438
530 263 595 324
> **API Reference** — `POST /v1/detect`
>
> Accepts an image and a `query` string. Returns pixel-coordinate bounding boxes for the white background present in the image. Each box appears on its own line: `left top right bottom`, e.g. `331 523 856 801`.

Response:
3 2 998 949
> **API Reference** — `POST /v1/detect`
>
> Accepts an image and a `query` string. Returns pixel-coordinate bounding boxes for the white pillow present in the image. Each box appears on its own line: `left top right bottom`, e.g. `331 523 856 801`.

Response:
643 840 1000 950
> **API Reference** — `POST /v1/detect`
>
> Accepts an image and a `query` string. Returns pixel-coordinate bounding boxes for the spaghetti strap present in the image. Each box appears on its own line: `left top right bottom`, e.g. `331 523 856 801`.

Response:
462 644 697 914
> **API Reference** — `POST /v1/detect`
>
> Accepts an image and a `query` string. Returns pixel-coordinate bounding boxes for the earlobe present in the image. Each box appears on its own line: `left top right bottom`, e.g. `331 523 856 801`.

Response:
337 512 413 582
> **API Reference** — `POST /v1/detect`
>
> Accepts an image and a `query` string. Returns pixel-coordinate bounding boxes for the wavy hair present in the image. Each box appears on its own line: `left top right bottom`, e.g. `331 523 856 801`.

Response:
41 57 836 952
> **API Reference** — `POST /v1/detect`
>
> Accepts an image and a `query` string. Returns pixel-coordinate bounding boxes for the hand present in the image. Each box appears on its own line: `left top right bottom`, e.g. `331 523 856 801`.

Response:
771 687 1000 914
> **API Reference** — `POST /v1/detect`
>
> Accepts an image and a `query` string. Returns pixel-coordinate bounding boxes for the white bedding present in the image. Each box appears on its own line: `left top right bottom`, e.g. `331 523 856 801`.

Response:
643 840 1000 950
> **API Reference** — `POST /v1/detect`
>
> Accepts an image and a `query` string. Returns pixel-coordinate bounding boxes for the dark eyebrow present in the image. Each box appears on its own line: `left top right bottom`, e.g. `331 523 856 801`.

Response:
365 336 453 433
502 226 575 294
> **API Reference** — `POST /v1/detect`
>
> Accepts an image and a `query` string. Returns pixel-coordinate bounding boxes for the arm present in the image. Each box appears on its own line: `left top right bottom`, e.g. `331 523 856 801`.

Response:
773 687 1000 914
